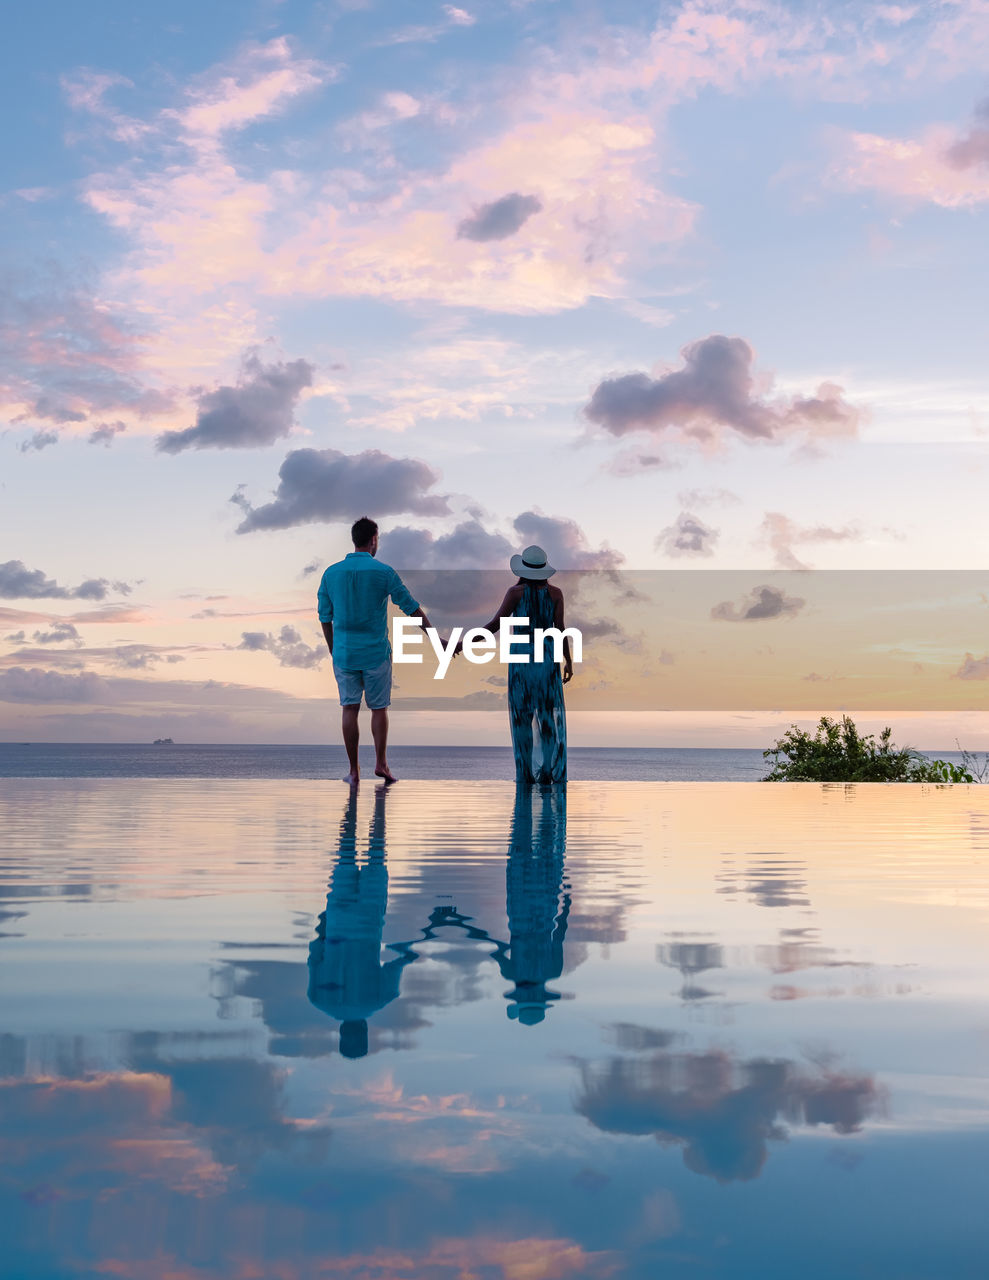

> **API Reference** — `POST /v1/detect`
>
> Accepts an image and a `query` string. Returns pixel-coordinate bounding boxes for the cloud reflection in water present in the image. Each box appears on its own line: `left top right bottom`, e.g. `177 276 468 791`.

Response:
576 1042 879 1182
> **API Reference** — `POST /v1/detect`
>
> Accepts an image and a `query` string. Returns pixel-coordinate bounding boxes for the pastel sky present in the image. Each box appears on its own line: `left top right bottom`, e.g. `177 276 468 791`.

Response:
1 0 987 745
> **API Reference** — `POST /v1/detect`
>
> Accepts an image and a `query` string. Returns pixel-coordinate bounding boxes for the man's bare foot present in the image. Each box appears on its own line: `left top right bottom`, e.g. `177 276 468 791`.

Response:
374 764 398 784
343 770 360 786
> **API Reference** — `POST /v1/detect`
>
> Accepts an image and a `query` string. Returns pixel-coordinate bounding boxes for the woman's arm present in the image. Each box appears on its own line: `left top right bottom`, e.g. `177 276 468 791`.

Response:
552 589 574 683
480 586 523 635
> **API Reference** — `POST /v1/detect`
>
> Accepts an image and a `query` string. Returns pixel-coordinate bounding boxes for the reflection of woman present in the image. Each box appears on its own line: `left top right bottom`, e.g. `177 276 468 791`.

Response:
496 783 570 1024
480 545 571 785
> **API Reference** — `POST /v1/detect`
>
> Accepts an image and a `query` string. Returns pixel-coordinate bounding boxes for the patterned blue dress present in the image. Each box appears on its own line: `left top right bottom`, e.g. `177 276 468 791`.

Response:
497 783 570 1023
507 582 567 785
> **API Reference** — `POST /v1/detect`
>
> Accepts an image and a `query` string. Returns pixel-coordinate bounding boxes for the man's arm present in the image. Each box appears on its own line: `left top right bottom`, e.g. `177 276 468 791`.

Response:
409 606 439 632
389 571 446 645
317 573 333 655
388 568 421 618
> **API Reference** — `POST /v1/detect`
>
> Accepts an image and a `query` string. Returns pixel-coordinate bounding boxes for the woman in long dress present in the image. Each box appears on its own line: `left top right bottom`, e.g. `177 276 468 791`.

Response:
480 544 572 785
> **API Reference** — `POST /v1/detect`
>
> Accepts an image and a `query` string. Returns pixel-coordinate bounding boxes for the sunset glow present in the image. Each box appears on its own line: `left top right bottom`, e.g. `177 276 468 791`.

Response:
2 0 987 745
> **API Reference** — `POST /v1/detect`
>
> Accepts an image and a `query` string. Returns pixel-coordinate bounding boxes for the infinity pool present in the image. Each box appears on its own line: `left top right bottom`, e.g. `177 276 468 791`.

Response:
2 780 988 1278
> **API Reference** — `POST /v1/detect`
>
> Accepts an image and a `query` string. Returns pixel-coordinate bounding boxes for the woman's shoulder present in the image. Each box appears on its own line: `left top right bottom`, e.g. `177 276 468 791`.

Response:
546 582 564 600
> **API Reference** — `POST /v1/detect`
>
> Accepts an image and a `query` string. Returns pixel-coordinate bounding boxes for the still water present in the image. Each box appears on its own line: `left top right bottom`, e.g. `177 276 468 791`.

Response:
1 779 988 1278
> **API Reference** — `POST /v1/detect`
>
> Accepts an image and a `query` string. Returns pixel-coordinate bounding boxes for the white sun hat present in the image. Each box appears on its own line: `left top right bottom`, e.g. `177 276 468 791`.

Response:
510 544 556 580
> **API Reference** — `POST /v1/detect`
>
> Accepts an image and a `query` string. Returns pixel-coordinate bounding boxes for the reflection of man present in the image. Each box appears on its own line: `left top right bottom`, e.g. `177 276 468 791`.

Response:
317 516 441 785
496 784 570 1025
307 787 415 1058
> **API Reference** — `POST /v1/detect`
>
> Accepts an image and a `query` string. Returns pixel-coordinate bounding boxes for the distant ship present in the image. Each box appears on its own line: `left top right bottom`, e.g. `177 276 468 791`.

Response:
152 738 175 745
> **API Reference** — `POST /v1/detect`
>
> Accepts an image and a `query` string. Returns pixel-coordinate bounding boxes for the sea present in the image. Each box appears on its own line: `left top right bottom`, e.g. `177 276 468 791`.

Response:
0 742 971 781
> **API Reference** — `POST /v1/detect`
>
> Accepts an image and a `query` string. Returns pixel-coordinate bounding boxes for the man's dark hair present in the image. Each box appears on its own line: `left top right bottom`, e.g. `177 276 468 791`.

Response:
340 1019 369 1059
351 516 378 548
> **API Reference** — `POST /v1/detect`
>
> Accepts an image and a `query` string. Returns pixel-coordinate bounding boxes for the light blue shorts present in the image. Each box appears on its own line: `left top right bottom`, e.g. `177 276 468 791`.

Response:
333 658 392 709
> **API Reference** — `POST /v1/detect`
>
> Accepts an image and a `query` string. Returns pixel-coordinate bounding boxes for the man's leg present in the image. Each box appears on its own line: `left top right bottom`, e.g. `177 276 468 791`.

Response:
341 704 361 784
366 659 397 782
371 708 397 783
333 665 363 784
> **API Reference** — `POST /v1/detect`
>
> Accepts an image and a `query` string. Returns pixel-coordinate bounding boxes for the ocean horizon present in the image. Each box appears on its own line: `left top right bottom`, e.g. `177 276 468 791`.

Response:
0 742 973 781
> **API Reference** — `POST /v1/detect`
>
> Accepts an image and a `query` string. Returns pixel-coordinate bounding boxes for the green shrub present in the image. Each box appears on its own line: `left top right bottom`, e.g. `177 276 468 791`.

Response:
762 715 975 783
955 743 989 783
908 757 977 784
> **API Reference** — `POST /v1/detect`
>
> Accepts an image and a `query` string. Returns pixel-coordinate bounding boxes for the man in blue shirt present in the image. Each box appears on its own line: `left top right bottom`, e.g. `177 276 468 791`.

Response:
318 516 438 785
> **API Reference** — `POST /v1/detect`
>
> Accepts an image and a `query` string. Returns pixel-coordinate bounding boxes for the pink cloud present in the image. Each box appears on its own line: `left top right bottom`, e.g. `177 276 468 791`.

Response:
373 4 478 47
87 165 274 298
0 1072 229 1196
269 113 695 314
757 512 865 570
54 40 336 427
0 268 175 433
829 125 989 208
66 16 714 320
527 1 956 109
71 1236 617 1280
2 40 331 434
86 84 693 317
47 1 989 433
79 40 325 303
60 70 151 145
77 1 989 336
169 37 331 145
334 332 606 433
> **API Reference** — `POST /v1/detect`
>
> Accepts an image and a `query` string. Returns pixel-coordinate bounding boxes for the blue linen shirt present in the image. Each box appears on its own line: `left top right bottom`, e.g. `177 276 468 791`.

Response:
316 552 420 670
